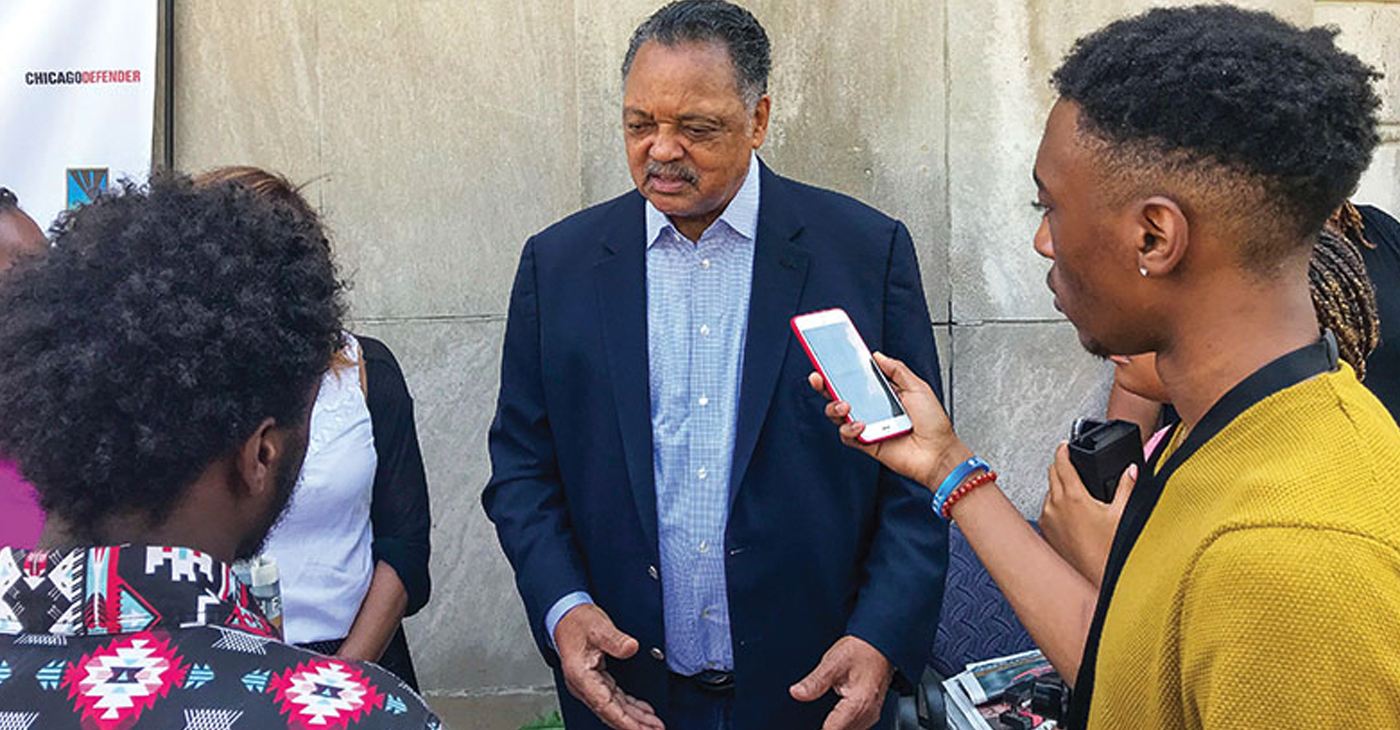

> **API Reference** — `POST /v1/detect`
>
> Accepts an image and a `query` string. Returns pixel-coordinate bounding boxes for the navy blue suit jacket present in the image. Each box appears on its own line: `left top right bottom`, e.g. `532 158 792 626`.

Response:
484 162 948 729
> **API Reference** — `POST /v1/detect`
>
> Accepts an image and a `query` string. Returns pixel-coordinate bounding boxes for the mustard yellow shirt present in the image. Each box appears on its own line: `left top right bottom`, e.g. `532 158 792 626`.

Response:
1088 363 1400 728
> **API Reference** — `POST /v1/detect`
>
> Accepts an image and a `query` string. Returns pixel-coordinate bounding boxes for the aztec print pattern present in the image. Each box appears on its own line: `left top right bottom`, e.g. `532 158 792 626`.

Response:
0 546 439 729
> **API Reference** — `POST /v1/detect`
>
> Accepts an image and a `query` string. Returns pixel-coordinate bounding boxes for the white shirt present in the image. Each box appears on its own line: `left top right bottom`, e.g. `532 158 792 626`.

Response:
262 333 378 644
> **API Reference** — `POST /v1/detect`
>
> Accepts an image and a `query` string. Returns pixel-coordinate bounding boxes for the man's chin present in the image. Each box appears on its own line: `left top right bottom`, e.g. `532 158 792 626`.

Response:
232 535 267 563
1075 330 1112 360
642 190 696 213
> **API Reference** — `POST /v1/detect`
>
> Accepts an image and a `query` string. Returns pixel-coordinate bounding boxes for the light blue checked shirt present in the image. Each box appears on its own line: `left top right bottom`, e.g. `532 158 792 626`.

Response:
546 154 759 675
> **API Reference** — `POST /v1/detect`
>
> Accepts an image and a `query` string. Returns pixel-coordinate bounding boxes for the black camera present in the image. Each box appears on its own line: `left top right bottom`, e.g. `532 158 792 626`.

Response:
1000 671 1070 728
1067 418 1144 503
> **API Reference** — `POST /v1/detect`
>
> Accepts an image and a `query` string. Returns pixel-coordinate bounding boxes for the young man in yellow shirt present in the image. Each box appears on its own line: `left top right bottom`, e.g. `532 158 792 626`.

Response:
811 5 1395 729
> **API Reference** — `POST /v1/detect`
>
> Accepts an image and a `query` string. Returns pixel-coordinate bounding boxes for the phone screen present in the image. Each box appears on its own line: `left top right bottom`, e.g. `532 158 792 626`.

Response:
803 321 905 424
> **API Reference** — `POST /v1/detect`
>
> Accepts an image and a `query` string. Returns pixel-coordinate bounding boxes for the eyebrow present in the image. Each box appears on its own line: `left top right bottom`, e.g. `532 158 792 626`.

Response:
676 114 722 125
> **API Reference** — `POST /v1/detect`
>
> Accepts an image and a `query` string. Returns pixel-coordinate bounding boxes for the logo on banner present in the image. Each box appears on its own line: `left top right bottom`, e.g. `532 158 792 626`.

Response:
67 168 109 209
24 70 142 86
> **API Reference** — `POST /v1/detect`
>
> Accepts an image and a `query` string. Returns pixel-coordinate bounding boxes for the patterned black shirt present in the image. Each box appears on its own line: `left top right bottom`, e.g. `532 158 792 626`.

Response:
0 545 442 729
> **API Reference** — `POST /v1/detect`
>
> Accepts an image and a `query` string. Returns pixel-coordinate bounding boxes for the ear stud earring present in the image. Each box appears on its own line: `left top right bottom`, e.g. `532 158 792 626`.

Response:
1139 266 1149 277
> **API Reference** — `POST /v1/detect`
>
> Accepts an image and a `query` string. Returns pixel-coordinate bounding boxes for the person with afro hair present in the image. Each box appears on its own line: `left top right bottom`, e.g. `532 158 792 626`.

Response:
811 5 1396 729
0 174 440 729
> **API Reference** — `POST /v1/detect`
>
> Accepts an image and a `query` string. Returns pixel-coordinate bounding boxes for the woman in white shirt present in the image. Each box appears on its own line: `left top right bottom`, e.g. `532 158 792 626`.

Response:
195 167 433 688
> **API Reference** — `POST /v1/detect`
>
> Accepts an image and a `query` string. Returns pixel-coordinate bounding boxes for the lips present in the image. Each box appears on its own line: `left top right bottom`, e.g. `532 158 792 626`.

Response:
648 175 690 194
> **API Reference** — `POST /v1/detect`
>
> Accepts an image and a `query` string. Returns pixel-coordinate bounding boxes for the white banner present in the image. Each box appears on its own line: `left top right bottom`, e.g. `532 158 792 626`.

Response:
0 1 158 231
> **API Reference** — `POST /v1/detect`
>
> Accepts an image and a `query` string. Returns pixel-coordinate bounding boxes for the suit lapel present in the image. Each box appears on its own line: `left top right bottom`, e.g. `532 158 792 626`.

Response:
729 164 809 507
593 193 659 552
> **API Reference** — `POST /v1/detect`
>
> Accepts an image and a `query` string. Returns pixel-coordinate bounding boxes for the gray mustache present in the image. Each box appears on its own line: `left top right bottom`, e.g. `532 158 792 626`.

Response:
646 162 699 186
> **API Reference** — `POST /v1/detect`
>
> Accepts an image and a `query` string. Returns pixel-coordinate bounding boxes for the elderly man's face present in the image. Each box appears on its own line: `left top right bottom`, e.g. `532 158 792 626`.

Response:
623 40 769 239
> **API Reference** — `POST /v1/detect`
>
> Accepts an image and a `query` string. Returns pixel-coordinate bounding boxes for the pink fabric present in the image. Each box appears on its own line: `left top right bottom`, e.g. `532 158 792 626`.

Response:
0 458 43 549
1144 426 1172 461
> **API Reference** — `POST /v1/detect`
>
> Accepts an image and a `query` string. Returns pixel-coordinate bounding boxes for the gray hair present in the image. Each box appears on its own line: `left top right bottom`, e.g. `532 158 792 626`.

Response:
622 0 771 109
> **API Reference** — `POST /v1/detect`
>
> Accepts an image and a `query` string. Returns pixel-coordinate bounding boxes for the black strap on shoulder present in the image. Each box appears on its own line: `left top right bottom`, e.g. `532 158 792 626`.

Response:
1063 332 1338 728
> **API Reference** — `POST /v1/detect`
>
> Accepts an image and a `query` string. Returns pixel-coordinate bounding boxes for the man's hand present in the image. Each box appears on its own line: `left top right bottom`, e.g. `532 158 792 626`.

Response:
1040 442 1138 588
554 604 664 730
790 635 894 730
809 351 973 490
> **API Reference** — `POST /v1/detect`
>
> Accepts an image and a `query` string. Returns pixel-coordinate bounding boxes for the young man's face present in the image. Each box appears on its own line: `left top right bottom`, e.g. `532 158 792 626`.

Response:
1031 100 1150 358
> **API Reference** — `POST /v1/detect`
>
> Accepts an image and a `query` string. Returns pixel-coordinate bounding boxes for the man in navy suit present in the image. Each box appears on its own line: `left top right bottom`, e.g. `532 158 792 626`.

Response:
483 2 947 728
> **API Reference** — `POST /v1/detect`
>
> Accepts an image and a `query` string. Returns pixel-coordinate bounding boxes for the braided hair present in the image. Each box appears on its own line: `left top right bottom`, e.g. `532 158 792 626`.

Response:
1312 210 1380 379
1326 200 1373 251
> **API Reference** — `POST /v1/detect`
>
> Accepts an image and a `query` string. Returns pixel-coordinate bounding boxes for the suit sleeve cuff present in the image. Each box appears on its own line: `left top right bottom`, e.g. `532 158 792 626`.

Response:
544 591 594 650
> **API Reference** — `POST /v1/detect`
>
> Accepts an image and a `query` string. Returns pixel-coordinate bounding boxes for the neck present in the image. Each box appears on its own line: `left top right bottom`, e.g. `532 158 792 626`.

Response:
36 515 240 565
672 209 725 243
34 464 245 564
1155 266 1318 428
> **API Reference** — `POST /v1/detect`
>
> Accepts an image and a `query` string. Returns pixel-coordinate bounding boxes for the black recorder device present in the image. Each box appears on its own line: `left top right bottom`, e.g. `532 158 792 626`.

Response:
1068 418 1144 503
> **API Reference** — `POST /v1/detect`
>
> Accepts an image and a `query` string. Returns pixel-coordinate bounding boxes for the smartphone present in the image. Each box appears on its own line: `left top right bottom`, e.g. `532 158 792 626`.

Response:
791 308 912 443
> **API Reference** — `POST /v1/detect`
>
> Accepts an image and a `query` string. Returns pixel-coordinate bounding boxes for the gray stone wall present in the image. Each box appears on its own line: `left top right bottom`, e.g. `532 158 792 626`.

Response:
165 1 1399 726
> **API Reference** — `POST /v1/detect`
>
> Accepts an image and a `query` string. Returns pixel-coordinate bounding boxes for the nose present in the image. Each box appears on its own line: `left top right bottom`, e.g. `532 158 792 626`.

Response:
650 127 684 163
1033 216 1054 260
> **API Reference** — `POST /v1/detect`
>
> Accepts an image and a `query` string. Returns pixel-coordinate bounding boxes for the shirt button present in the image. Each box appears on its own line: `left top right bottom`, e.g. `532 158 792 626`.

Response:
698 396 709 406
648 565 659 580
650 647 666 661
698 540 709 554
697 467 707 480
700 324 710 336
701 259 711 268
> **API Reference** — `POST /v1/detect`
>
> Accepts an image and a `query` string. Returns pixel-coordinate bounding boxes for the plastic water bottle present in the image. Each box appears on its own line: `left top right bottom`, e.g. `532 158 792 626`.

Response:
233 554 283 639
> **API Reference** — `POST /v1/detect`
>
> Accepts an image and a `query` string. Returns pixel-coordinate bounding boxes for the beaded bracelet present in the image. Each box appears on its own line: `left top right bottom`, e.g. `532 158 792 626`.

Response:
931 456 989 516
940 470 998 519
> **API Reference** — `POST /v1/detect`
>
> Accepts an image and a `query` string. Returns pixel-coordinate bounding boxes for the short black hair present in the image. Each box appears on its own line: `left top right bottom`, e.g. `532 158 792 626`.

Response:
623 0 771 108
1052 5 1381 265
0 173 345 532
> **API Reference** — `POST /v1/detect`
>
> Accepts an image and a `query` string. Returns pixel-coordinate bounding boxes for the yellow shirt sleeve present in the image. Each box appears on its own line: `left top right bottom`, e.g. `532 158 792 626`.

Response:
1179 526 1400 729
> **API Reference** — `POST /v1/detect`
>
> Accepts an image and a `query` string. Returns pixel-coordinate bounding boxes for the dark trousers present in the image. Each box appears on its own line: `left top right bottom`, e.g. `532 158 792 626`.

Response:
666 673 734 730
297 623 419 691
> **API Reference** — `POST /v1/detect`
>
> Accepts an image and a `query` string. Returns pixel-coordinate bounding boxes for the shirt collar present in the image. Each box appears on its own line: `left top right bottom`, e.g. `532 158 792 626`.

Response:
0 544 277 638
646 151 761 248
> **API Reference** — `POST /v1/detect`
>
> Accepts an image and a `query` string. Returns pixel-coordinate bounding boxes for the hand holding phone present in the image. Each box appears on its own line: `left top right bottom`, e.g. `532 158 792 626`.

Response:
792 308 912 443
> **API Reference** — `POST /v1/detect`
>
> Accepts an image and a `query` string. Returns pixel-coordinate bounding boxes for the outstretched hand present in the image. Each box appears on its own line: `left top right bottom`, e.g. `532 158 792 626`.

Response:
790 635 894 730
809 351 973 491
554 604 665 730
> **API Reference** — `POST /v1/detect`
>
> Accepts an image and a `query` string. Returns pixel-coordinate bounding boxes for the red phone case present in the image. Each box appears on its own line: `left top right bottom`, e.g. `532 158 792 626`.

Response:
790 308 911 444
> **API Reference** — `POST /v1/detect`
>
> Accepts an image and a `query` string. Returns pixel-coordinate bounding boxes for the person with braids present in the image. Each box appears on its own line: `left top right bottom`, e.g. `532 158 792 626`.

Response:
1041 223 1383 589
1337 200 1400 416
1311 213 1381 377
191 166 432 690
0 187 49 549
0 174 440 729
809 5 1398 728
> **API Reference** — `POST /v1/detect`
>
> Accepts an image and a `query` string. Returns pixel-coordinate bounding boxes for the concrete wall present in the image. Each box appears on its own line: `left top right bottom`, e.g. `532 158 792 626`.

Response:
165 1 1399 726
